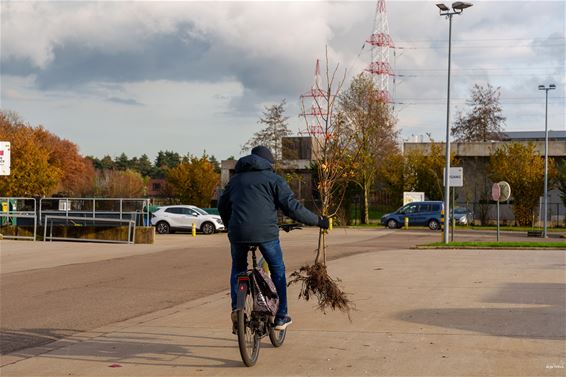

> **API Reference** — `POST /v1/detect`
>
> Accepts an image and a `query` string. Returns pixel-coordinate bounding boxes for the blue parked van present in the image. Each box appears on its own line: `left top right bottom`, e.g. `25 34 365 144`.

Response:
381 201 443 230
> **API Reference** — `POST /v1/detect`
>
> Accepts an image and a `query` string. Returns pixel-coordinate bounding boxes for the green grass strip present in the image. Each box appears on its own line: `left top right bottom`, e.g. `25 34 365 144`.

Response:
469 226 565 232
423 241 566 249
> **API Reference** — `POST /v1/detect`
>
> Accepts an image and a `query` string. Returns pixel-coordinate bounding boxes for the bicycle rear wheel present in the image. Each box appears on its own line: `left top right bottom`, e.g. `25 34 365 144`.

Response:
237 291 260 366
269 327 286 347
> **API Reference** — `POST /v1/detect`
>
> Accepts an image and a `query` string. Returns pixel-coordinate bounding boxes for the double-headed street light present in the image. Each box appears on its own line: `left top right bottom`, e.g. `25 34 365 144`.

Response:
538 83 556 238
436 2 473 244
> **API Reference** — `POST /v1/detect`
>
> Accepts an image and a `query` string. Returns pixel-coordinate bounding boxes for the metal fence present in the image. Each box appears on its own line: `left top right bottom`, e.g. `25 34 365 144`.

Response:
39 197 151 227
0 197 37 240
1 197 152 242
467 201 564 226
43 216 136 244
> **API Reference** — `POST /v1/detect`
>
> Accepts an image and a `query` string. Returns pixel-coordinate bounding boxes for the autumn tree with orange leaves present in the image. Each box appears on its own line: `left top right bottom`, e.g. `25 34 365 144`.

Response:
0 111 96 197
34 127 96 196
165 154 219 207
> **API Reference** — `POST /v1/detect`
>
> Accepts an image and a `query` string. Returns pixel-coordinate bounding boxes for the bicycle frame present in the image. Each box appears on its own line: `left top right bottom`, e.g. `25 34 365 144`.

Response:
236 245 258 311
234 224 300 366
236 246 274 338
236 224 301 315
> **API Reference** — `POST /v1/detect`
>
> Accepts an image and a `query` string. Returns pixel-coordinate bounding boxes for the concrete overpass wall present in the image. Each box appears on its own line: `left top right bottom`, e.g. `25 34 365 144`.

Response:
403 140 566 225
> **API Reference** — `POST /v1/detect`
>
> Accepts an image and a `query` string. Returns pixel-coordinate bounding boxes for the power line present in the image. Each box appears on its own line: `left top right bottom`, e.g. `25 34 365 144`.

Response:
397 73 562 77
398 96 565 100
395 66 563 72
396 101 564 105
395 36 565 43
396 43 565 50
397 103 564 105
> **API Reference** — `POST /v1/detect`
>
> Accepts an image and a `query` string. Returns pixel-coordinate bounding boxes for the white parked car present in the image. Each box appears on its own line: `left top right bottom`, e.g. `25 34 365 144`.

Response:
151 205 225 235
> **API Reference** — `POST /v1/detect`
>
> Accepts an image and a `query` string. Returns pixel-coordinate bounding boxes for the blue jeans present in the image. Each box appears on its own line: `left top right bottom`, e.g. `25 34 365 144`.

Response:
230 239 288 318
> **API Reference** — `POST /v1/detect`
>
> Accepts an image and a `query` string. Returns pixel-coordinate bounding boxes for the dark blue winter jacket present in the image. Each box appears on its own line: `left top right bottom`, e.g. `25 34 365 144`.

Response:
218 154 319 243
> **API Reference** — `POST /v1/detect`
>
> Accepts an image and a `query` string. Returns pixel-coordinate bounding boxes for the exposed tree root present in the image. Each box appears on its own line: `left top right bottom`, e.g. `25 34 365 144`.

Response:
288 262 353 319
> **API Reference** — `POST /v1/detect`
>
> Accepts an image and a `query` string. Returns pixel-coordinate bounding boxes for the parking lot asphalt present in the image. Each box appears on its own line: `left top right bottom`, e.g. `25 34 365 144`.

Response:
1 227 411 354
1 227 565 376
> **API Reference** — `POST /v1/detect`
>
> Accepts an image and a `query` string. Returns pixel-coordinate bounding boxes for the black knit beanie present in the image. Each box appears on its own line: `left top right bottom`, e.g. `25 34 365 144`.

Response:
251 145 274 164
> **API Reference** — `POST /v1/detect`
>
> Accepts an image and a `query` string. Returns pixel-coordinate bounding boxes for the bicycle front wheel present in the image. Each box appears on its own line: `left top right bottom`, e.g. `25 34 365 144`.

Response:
269 327 286 347
237 291 260 366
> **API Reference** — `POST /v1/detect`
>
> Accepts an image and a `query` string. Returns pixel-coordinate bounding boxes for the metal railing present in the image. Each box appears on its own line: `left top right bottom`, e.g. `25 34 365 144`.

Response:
39 197 151 227
0 197 37 241
43 216 136 244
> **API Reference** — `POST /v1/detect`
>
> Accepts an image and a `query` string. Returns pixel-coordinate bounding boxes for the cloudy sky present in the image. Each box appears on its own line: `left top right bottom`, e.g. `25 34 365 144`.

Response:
1 0 564 161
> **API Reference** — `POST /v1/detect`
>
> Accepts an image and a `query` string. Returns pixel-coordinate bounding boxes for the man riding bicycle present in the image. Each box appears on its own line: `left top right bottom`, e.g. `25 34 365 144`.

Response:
218 146 329 331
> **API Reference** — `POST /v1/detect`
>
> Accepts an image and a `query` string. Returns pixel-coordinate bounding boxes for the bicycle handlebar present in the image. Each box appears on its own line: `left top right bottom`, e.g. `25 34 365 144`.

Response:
279 223 302 232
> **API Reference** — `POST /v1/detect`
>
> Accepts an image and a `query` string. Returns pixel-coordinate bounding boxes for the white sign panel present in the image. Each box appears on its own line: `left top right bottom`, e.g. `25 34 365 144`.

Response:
58 200 70 211
0 142 10 176
403 192 425 205
443 167 463 187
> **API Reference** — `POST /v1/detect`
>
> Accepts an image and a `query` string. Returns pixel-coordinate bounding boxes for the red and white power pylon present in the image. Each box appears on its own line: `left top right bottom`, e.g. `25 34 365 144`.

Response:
300 59 327 135
365 0 394 103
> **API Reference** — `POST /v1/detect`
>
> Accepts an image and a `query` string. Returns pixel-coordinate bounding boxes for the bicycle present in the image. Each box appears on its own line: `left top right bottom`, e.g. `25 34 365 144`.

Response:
235 223 301 367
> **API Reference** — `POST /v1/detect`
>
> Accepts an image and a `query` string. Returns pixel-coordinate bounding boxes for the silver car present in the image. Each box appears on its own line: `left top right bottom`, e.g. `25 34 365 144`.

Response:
453 207 473 225
151 205 225 235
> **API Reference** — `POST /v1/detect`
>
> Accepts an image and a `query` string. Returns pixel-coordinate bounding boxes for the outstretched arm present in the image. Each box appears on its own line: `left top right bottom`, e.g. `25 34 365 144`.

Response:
274 177 319 226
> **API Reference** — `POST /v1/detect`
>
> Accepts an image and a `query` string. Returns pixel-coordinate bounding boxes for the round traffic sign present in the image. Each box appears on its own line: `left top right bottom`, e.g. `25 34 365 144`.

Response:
491 183 501 201
498 181 511 201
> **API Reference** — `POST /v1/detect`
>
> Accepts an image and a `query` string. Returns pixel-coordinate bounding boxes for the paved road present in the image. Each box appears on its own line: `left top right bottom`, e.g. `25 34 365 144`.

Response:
0 227 556 355
1 232 564 376
0 228 431 354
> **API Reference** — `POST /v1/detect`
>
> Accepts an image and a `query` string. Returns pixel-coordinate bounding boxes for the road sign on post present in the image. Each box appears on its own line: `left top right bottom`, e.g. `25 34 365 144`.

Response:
492 181 511 242
491 183 501 201
443 167 463 187
443 167 463 242
498 181 511 201
492 183 501 241
0 142 10 176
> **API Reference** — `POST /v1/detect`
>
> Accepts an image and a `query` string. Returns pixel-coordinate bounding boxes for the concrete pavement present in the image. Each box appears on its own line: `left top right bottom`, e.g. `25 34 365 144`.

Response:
1 240 564 376
0 235 209 274
1 228 417 354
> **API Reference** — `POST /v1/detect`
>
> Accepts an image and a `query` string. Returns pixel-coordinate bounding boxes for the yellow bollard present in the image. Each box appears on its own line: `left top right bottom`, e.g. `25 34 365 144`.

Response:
404 216 409 230
192 222 196 237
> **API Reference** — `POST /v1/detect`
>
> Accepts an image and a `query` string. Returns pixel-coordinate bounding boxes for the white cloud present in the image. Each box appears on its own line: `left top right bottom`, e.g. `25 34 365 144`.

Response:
1 2 338 67
1 1 564 158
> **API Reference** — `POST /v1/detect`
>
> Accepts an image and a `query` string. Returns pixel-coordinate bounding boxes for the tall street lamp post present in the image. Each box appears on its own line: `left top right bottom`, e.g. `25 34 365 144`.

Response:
538 83 556 238
436 2 473 244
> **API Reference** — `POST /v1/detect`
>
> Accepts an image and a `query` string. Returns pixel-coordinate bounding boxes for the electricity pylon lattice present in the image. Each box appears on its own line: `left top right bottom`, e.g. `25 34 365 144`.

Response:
300 59 328 136
301 59 326 99
365 0 394 103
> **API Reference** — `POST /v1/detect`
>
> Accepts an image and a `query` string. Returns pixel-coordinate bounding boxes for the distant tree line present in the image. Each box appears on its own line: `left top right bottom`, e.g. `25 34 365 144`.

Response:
87 150 220 179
